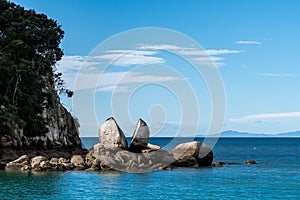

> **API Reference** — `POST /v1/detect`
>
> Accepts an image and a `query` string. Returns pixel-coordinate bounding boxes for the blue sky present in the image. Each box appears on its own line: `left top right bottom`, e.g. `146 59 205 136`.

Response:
13 0 300 136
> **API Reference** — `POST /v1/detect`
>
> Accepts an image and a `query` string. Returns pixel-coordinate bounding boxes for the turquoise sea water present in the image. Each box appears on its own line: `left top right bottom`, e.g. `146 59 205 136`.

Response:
1 138 299 199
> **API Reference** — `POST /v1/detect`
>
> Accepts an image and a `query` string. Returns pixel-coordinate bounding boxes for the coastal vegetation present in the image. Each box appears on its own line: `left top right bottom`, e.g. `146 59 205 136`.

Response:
0 0 80 150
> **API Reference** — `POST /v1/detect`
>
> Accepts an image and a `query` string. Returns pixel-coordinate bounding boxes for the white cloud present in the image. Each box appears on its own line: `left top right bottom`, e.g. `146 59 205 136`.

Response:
204 49 244 56
138 44 243 56
137 44 182 50
93 49 165 67
137 44 242 68
97 72 183 93
236 40 261 45
180 49 243 56
258 73 297 77
230 112 300 122
57 55 84 72
105 50 156 55
97 85 131 93
192 56 224 62
97 53 165 67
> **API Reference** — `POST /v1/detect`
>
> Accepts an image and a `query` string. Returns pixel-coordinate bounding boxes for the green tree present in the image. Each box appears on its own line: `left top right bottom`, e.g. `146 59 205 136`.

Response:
0 0 67 141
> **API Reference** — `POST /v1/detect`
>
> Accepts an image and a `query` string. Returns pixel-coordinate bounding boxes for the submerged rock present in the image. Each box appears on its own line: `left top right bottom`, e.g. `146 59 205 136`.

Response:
212 162 223 167
171 141 213 167
98 117 128 149
212 161 240 167
129 118 150 152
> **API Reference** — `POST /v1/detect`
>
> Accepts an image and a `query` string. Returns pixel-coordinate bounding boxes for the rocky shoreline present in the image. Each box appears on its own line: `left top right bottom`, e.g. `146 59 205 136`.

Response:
0 117 256 172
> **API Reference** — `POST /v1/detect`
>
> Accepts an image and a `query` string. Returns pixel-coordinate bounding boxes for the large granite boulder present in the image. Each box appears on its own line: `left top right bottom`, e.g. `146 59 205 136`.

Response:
5 155 30 171
129 118 150 152
171 141 213 167
98 117 128 149
92 144 174 173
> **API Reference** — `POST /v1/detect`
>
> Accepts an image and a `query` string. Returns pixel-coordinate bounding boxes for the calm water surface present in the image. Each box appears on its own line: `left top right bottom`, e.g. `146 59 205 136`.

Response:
0 138 299 199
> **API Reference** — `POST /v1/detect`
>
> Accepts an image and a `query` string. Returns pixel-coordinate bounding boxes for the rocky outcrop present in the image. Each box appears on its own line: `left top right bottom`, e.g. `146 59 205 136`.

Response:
92 144 174 173
98 117 128 149
92 118 215 172
171 141 213 167
42 99 82 149
2 118 218 173
92 118 175 172
0 95 82 149
129 118 150 152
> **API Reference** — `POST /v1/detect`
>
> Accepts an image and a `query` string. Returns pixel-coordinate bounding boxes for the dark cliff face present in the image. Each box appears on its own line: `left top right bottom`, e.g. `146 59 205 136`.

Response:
0 93 82 150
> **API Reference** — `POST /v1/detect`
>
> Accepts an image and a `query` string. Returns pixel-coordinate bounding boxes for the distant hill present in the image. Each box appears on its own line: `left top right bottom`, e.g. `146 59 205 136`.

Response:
197 130 300 137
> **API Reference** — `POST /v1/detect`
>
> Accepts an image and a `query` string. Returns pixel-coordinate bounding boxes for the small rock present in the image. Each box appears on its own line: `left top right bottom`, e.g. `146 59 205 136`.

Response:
141 149 152 153
213 161 240 167
39 161 52 170
50 158 59 165
244 160 257 165
21 164 30 171
147 143 161 151
62 162 74 170
85 152 95 168
91 159 102 170
212 162 223 167
5 155 30 171
31 156 47 169
71 155 85 170
159 165 173 171
58 157 69 164
6 161 29 171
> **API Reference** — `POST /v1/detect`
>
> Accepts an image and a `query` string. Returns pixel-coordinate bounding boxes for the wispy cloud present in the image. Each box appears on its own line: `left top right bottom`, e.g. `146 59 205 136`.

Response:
97 85 130 93
258 73 297 77
138 44 243 56
236 40 261 45
204 49 244 56
230 112 300 123
137 44 243 67
97 72 183 93
100 54 165 67
138 44 182 50
192 56 224 62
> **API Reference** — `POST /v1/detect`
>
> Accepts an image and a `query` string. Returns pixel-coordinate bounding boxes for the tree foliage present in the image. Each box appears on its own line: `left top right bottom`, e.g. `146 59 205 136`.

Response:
0 0 66 139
